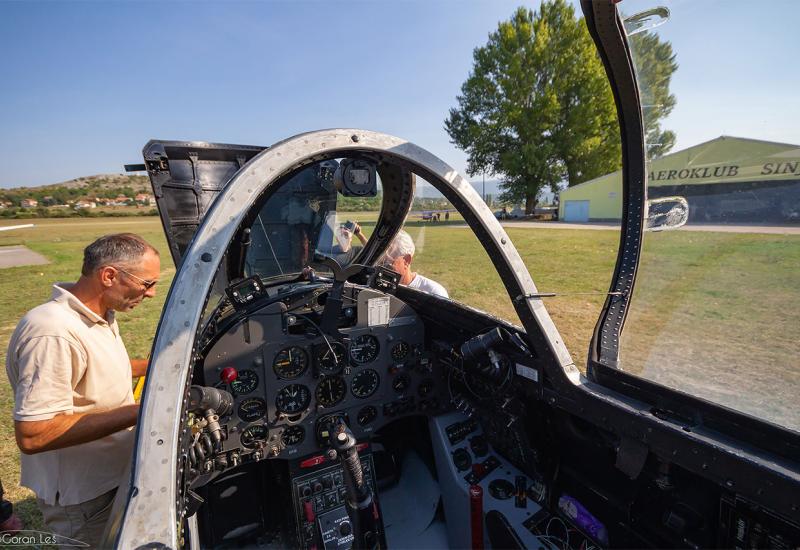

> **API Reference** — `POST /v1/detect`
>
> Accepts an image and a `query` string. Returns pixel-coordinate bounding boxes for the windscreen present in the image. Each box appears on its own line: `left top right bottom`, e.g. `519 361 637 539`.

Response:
243 161 378 279
619 2 800 432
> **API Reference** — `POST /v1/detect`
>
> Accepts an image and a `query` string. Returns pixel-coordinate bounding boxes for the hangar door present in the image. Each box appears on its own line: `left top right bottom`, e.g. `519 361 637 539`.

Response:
564 200 590 222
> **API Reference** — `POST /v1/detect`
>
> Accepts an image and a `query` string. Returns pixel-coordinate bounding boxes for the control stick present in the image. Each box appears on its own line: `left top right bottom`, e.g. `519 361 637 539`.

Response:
329 422 382 550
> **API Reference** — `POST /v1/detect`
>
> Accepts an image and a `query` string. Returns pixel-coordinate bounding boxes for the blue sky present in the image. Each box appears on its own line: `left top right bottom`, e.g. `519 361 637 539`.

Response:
1 0 797 189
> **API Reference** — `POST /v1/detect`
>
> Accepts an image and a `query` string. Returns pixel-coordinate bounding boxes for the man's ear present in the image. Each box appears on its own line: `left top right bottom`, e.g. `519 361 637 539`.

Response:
98 266 117 288
403 254 413 267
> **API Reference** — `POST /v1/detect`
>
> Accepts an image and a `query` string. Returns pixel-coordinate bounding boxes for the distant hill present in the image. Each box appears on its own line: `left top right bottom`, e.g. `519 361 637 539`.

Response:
0 174 152 207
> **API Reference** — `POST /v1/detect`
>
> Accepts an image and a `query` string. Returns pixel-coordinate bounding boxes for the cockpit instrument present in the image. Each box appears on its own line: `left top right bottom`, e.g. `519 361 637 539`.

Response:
351 369 380 399
356 406 377 426
315 342 347 375
225 275 266 310
390 341 409 361
273 346 309 379
315 376 347 408
237 397 267 422
240 425 268 449
391 373 411 394
229 369 258 396
350 334 379 364
281 425 305 447
275 384 311 414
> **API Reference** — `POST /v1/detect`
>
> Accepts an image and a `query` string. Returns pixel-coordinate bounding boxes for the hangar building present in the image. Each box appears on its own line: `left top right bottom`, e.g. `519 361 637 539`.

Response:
558 136 800 223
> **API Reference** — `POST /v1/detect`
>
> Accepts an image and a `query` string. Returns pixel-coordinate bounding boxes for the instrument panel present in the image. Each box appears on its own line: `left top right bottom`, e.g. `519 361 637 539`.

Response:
200 286 447 462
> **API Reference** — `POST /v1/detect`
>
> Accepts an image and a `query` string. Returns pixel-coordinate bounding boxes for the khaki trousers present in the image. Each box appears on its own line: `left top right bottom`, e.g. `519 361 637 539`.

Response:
37 488 116 549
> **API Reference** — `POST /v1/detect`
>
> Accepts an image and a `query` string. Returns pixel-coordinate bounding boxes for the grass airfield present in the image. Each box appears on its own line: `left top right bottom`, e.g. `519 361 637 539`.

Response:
1 215 798 531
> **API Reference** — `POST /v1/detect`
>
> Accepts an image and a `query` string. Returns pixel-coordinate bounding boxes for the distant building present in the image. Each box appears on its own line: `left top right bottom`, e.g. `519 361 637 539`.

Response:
135 193 156 205
75 200 97 209
20 198 38 208
559 136 800 223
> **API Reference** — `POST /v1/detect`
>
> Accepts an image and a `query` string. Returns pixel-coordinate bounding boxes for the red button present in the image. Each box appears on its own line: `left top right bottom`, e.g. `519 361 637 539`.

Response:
304 500 315 523
220 367 238 383
472 463 485 477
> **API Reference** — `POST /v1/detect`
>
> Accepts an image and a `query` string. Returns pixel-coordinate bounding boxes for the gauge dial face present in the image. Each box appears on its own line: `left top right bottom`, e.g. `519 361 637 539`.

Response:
230 369 258 395
273 346 309 379
238 397 267 422
357 406 378 426
349 334 380 364
418 378 435 398
281 425 305 447
275 384 311 414
315 342 347 375
240 425 268 449
391 373 411 394
391 341 410 361
351 369 380 399
315 376 346 408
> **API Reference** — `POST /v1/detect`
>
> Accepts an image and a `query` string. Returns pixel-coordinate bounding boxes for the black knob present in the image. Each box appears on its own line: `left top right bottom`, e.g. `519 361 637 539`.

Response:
301 485 312 497
339 521 352 536
313 482 323 494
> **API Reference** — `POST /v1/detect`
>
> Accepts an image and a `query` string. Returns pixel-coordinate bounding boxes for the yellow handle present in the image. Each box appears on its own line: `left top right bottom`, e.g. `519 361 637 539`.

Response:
133 376 146 402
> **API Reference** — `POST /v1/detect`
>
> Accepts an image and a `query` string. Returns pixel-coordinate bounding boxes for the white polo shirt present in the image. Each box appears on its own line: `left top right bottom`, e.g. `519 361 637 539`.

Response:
408 273 449 298
5 283 136 506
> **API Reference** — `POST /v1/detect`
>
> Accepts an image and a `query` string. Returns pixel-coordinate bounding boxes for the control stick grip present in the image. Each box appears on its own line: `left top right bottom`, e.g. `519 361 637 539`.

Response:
330 423 381 550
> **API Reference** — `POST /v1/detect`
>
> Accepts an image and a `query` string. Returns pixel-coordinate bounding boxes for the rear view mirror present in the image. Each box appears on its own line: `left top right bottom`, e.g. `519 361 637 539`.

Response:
645 196 688 232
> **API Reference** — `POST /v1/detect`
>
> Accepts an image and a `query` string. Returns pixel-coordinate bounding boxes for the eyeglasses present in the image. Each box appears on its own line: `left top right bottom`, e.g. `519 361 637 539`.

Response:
114 266 158 290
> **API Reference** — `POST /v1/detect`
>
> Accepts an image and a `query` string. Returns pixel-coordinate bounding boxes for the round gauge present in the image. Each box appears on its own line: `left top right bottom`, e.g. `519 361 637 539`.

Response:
391 341 410 361
391 373 411 394
349 334 380 364
281 425 305 447
275 384 311 414
418 378 435 398
315 376 347 408
240 425 268 449
357 406 378 426
238 397 267 422
315 342 347 375
351 369 380 399
230 369 259 395
273 346 309 379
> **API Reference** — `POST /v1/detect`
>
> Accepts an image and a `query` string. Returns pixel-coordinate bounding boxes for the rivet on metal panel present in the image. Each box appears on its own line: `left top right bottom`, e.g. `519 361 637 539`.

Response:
184 321 190 327
501 238 507 244
351 134 360 142
201 252 213 262
162 458 168 464
150 431 157 436
157 439 164 445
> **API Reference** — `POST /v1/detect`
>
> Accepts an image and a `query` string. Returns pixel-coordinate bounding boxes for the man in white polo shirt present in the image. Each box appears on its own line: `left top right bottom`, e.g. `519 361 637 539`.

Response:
5 233 160 547
380 229 449 298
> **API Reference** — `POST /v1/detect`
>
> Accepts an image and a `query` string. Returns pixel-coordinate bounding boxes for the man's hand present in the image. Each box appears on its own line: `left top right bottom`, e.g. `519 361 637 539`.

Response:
353 222 368 246
15 404 140 455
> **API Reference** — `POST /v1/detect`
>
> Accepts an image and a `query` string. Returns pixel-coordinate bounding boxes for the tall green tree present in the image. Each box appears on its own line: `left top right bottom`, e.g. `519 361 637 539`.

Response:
446 1 677 212
629 30 678 158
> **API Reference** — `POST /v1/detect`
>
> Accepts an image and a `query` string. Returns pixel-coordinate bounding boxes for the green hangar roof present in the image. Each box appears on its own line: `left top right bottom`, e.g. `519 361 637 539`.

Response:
558 136 800 222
